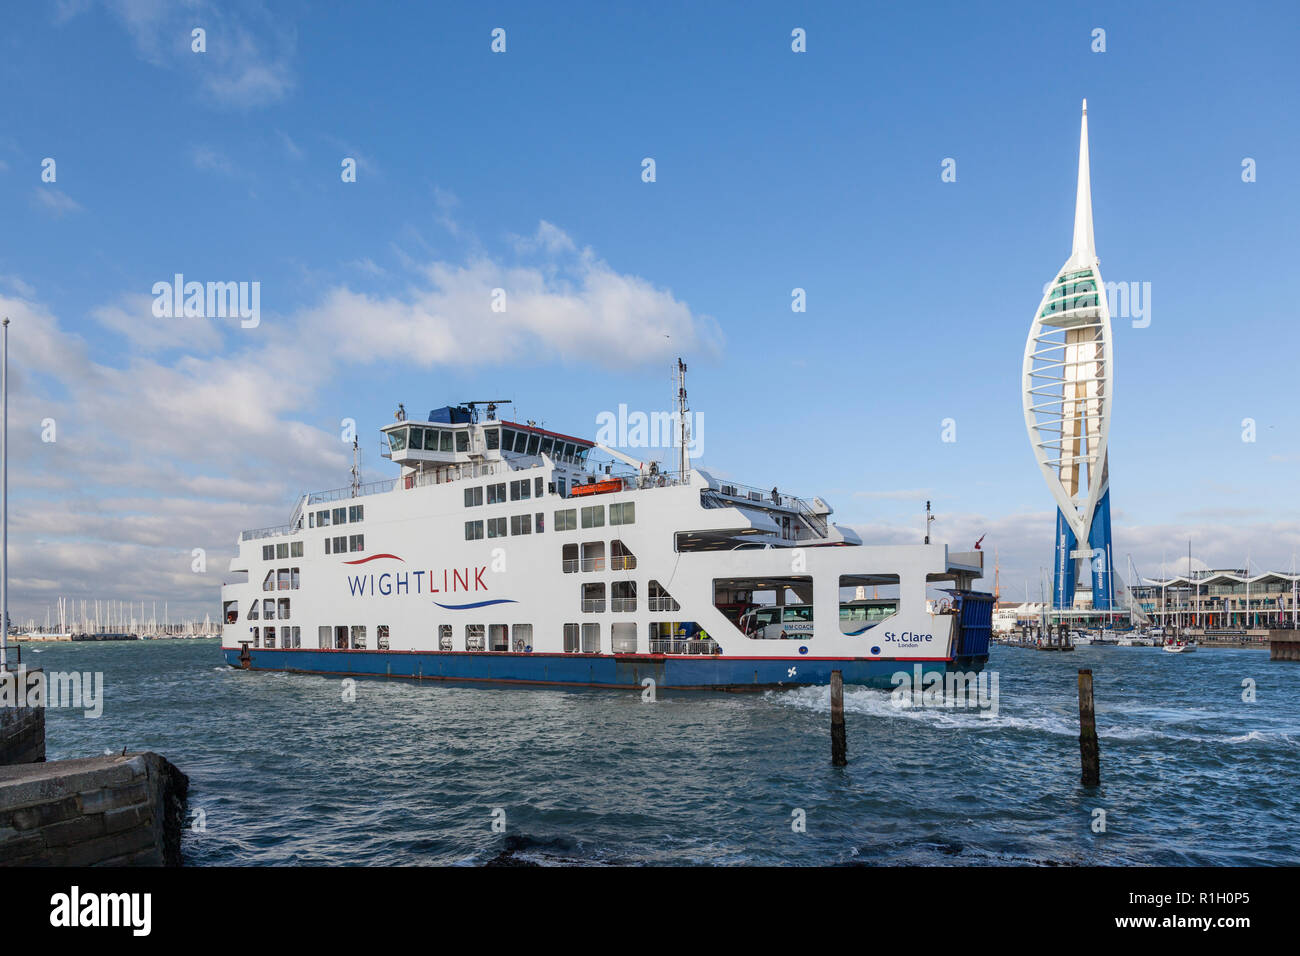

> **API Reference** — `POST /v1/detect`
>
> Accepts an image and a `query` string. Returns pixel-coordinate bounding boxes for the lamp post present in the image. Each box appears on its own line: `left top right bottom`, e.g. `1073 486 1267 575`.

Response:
1 317 9 671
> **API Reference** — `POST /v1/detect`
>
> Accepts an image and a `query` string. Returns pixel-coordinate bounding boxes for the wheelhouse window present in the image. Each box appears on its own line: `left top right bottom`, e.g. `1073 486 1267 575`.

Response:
409 427 424 450
485 428 500 450
439 430 453 452
526 434 540 456
540 437 554 457
455 430 469 453
387 428 408 453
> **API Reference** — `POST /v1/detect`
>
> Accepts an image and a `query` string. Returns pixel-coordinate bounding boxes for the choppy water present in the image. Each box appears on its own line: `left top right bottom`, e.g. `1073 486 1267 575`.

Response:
25 639 1298 865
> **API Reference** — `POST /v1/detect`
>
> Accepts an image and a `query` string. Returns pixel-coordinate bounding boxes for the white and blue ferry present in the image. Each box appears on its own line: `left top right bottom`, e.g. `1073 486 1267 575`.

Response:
221 394 991 689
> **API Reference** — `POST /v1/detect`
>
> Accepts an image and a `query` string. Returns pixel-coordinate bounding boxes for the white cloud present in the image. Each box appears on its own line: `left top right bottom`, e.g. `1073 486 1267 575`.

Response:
190 144 236 176
33 187 82 216
91 293 225 353
67 0 298 109
307 224 721 369
0 221 719 622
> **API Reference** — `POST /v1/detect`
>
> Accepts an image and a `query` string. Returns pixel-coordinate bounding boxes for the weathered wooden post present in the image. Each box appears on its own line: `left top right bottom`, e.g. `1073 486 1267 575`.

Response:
1077 668 1100 786
830 669 847 766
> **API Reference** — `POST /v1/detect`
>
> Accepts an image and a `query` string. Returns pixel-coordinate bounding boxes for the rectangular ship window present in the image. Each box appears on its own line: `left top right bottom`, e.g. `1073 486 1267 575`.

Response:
465 520 484 540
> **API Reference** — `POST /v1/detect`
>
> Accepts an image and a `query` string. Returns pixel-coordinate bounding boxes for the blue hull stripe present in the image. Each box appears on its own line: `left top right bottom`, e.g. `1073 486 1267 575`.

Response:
221 647 984 690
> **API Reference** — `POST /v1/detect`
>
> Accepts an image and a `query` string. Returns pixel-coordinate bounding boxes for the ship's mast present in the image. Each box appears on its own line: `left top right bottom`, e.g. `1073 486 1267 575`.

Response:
675 358 689 477
350 436 361 496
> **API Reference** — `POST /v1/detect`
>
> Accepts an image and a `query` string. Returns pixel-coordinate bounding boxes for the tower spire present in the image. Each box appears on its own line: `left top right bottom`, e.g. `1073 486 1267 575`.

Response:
1069 98 1096 266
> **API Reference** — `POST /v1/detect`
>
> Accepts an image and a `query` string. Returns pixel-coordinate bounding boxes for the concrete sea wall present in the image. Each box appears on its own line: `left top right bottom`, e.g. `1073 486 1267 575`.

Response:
0 752 189 866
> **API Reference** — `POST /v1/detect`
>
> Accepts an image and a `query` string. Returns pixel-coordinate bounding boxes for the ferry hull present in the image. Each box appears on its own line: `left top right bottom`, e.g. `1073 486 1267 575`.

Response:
220 647 982 690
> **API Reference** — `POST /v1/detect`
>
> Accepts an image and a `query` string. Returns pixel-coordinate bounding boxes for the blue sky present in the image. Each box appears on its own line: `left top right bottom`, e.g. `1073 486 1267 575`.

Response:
1 0 1297 622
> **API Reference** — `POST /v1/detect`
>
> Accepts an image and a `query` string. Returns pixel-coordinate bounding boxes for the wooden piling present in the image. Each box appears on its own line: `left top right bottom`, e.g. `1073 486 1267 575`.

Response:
1077 668 1100 786
830 669 847 766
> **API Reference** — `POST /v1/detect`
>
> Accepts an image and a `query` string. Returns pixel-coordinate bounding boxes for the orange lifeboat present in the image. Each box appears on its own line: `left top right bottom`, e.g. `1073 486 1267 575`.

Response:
570 479 623 497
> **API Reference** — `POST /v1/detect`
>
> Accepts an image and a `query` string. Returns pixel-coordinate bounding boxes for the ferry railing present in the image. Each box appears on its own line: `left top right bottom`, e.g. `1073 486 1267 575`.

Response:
647 597 681 612
241 524 293 542
582 599 606 613
649 638 720 656
580 558 606 572
306 478 397 505
609 556 637 571
561 559 580 573
610 598 637 612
